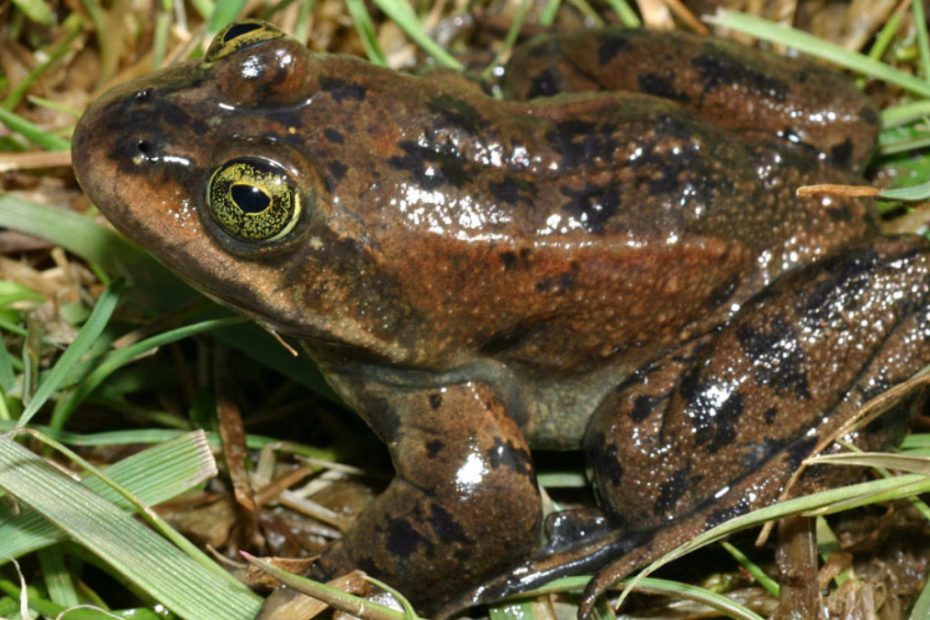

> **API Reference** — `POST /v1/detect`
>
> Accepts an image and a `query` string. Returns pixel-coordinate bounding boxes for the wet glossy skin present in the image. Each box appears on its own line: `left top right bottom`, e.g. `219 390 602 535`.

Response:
71 22 930 616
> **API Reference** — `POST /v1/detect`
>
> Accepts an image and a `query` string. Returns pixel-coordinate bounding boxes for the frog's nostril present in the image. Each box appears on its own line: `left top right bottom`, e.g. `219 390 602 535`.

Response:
134 88 153 102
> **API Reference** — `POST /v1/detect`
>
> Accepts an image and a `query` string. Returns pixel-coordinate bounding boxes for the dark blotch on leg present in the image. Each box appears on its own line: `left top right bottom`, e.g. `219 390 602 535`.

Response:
386 518 427 556
654 466 691 515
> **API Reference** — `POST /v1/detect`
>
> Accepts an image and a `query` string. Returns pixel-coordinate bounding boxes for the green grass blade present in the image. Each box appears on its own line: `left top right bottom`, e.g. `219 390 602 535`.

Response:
207 0 246 34
243 552 419 620
369 0 463 69
604 0 641 27
721 541 779 596
17 280 124 427
914 0 930 84
0 434 261 619
11 0 53 25
0 432 215 561
614 472 930 609
346 0 389 66
911 571 930 620
0 107 70 150
50 316 244 428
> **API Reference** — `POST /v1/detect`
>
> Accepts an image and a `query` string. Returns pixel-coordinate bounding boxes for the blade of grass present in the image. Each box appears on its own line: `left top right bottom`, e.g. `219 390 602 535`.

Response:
370 0 462 69
707 10 930 98
206 0 245 34
914 0 930 83
0 434 261 619
604 0 641 27
0 431 217 561
18 279 124 427
49 316 243 429
37 547 80 607
911 572 930 620
0 107 70 150
0 420 341 458
346 0 388 66
3 13 84 110
242 552 422 620
614 472 930 610
11 0 53 25
504 575 764 620
721 541 779 596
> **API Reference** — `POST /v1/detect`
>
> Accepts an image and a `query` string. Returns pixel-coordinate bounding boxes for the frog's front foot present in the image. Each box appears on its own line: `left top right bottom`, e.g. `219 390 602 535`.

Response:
313 378 542 614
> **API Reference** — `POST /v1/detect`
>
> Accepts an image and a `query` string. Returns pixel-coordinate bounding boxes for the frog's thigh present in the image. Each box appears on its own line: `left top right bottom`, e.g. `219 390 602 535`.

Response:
319 380 542 608
582 237 930 600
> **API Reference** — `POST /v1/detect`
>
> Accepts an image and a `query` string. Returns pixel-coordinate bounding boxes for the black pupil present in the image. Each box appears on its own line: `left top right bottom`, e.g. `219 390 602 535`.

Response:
231 184 270 213
223 22 261 42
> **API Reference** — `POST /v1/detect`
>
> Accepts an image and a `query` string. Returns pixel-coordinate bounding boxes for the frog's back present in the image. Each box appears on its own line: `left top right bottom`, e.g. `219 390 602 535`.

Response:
325 58 876 374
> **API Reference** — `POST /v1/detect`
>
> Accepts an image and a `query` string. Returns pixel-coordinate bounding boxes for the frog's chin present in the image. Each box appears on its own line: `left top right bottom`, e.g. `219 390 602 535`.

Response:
189 280 407 363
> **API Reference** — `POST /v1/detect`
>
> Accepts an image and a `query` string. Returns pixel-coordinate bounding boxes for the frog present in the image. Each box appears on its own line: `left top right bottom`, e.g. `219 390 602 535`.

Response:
70 18 930 617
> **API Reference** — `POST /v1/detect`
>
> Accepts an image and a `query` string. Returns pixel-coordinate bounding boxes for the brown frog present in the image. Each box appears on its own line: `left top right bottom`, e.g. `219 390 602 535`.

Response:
70 19 930 616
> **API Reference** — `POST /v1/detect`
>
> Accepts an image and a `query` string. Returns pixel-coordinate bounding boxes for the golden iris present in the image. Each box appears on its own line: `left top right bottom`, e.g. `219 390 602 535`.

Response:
206 158 301 242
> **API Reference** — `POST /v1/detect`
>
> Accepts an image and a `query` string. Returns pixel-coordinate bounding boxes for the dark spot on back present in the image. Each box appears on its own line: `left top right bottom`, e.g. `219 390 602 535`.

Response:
320 77 367 102
546 119 618 169
327 160 347 182
490 176 536 205
428 94 482 134
324 128 344 143
499 251 517 269
638 73 689 102
428 393 442 409
692 53 788 101
830 138 853 168
388 139 468 188
597 32 631 65
560 183 621 234
763 407 778 424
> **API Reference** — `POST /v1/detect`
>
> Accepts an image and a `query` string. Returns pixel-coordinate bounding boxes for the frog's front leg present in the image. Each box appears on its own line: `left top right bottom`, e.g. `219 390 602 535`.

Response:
315 375 542 612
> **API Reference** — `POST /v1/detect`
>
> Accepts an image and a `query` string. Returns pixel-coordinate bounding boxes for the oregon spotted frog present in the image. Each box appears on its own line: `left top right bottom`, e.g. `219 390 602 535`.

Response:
71 20 930 616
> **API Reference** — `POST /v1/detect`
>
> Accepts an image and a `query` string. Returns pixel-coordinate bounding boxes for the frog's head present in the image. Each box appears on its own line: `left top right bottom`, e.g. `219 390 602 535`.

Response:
72 20 417 361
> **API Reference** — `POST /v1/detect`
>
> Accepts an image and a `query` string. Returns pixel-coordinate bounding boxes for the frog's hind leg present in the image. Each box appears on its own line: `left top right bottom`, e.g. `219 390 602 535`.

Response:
502 28 878 172
580 235 930 616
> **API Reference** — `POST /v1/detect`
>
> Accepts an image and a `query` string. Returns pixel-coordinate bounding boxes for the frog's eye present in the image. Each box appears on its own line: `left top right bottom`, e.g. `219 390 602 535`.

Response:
206 158 302 243
204 19 284 63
